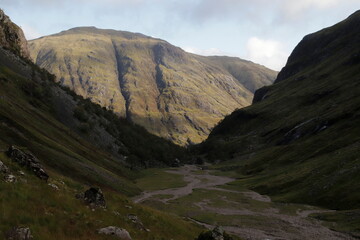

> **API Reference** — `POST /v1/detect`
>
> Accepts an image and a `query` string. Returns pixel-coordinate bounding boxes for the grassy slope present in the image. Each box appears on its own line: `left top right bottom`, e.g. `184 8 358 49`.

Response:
28 27 277 145
0 62 139 195
0 35 189 190
198 10 360 213
201 56 276 93
135 168 187 191
0 153 202 240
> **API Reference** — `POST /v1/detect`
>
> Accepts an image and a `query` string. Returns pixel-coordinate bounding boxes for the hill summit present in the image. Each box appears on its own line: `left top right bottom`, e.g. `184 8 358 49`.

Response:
29 27 277 145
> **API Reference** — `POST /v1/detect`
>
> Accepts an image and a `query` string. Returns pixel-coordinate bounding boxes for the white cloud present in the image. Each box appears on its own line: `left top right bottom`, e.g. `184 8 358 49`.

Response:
183 46 229 56
245 37 288 71
19 24 42 40
282 0 345 18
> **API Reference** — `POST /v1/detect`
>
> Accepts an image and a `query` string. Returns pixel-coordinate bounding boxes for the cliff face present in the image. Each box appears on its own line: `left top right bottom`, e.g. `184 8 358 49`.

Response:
28 27 277 145
0 9 30 59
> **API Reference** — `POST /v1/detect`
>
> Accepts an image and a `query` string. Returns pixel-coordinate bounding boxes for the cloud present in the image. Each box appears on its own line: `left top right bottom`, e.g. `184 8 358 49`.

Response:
245 37 288 71
183 46 228 56
280 0 358 19
20 24 42 40
283 0 342 13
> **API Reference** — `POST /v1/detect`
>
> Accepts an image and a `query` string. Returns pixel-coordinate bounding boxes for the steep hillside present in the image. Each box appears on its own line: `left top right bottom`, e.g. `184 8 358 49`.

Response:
28 28 276 145
0 11 186 196
199 11 360 210
0 10 206 240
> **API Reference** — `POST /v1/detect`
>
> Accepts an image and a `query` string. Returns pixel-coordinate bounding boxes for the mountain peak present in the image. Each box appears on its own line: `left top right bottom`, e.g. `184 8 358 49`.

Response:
53 26 154 41
28 27 277 145
276 9 360 83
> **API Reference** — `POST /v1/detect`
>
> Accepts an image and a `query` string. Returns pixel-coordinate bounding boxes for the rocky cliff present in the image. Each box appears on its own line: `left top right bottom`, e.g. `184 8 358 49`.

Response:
28 28 277 145
0 9 30 59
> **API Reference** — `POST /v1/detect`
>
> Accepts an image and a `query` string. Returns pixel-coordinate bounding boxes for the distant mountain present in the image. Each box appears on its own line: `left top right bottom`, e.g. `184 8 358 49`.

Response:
0 9 186 195
28 28 277 145
199 10 360 210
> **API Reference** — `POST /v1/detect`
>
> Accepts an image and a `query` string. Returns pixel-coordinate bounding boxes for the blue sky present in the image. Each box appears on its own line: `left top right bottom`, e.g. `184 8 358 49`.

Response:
1 0 359 70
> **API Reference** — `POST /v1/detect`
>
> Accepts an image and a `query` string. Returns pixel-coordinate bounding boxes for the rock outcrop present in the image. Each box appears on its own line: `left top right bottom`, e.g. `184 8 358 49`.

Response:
98 226 132 240
6 146 49 181
5 227 33 240
29 27 277 145
0 9 30 59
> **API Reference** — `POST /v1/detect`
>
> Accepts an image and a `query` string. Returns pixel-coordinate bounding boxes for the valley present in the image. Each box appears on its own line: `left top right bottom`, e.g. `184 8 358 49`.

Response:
0 5 359 240
134 165 356 240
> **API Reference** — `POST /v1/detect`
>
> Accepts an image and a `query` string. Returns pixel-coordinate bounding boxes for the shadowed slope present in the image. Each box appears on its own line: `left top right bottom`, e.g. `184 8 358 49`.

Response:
199 10 360 210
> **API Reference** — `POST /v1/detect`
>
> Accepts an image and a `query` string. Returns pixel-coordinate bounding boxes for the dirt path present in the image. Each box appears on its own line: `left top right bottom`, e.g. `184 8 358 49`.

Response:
133 165 234 203
133 165 355 240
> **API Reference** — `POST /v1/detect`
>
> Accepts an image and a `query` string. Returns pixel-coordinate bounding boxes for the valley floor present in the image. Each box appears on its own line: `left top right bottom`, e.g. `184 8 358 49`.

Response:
134 165 355 240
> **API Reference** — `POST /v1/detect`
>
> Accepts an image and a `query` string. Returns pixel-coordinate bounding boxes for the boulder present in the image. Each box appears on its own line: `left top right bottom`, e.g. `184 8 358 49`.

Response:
83 187 106 208
97 226 131 240
195 226 233 240
4 174 16 183
6 146 49 181
212 226 225 240
171 158 181 167
48 183 59 190
5 226 33 240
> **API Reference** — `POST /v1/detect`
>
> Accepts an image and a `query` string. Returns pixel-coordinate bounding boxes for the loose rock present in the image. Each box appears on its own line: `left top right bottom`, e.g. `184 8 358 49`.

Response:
127 214 146 231
5 226 33 240
6 146 49 181
4 174 16 183
48 183 59 190
0 160 9 173
98 226 131 240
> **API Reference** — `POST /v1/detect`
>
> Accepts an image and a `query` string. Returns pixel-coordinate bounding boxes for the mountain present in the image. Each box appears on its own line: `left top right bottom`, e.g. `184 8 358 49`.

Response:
0 9 187 194
0 9 206 240
198 10 360 210
28 28 277 145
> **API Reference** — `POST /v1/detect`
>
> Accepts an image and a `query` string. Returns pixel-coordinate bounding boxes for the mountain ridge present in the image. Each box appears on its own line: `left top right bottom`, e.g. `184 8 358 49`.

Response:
29 27 277 145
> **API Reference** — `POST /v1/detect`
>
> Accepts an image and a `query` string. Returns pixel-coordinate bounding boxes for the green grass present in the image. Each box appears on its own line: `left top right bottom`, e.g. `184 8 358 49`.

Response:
0 64 141 196
141 187 322 235
310 210 360 238
0 153 203 240
135 168 187 191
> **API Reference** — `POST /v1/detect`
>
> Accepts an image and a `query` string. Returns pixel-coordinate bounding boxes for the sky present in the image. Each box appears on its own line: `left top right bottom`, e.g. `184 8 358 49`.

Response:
1 0 359 71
